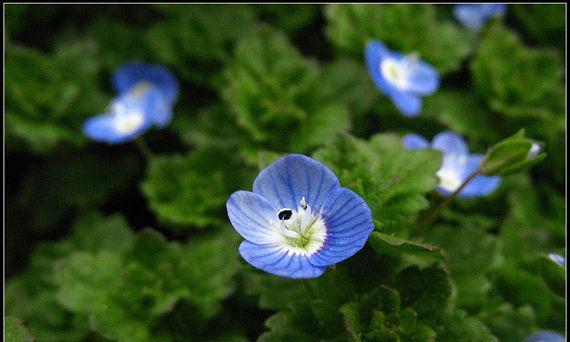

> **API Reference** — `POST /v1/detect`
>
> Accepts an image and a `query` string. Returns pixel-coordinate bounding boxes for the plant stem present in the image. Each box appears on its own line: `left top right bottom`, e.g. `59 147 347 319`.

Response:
418 168 482 230
135 138 154 161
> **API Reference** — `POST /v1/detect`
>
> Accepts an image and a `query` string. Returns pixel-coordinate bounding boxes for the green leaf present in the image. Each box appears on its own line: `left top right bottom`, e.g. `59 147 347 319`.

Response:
223 27 351 155
6 41 108 153
256 5 319 34
492 265 564 326
479 304 536 342
68 211 135 253
326 4 471 74
314 133 441 235
315 58 379 118
88 19 152 71
424 90 502 144
259 304 328 342
241 270 305 311
437 310 499 342
178 228 241 319
540 254 565 297
55 251 123 313
5 317 35 342
368 231 446 263
395 265 452 323
512 4 565 50
148 4 256 88
471 23 564 122
340 286 437 342
427 225 498 312
5 212 134 342
141 147 252 229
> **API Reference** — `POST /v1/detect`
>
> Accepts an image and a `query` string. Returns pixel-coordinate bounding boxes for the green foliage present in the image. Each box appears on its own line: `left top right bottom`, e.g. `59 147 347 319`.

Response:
471 23 564 123
88 19 153 71
326 4 471 74
424 90 502 144
340 286 437 341
427 225 498 312
6 41 108 153
5 317 35 342
512 4 565 49
141 147 253 229
257 5 319 34
223 27 354 160
6 212 241 342
540 255 565 298
369 232 446 263
5 4 566 342
314 133 441 235
148 5 257 88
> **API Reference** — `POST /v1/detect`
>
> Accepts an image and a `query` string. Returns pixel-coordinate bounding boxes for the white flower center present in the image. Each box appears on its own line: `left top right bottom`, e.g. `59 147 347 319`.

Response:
111 102 145 135
380 54 418 90
273 196 326 256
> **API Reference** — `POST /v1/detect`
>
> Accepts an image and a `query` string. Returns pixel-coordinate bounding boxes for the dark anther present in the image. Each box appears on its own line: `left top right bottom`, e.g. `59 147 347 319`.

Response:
278 209 293 220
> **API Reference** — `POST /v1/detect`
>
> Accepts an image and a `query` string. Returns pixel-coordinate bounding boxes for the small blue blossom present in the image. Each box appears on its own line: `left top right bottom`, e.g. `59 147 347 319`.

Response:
83 62 179 144
454 4 507 31
403 131 501 198
226 154 374 279
548 253 566 267
523 331 565 342
365 40 439 117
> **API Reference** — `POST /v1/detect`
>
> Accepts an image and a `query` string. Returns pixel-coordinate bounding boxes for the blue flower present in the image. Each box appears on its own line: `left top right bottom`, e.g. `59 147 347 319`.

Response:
226 154 374 279
83 62 179 144
403 131 501 198
454 4 507 31
523 331 565 342
548 253 566 267
365 40 439 117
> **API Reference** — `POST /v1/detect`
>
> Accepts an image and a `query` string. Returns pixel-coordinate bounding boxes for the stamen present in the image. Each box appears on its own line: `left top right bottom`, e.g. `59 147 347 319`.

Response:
279 219 300 238
300 196 308 210
278 208 293 221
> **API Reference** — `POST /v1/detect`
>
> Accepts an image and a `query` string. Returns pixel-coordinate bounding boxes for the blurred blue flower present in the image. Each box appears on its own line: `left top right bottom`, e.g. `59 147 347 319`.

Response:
524 331 565 342
454 4 507 31
403 131 501 198
83 62 179 144
226 154 374 279
548 253 566 267
365 40 439 117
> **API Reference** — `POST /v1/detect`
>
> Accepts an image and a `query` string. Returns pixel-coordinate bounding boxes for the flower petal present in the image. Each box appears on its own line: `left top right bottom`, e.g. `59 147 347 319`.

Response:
113 62 179 103
431 131 469 157
459 155 501 198
406 61 439 96
309 187 374 267
403 134 430 150
226 191 282 244
523 331 565 342
253 154 340 211
454 4 487 31
390 91 422 117
83 114 130 144
239 241 327 279
365 40 399 97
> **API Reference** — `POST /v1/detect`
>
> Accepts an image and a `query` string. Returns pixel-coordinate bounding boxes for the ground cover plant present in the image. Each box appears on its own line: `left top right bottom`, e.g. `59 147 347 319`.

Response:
5 4 566 342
